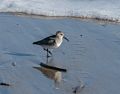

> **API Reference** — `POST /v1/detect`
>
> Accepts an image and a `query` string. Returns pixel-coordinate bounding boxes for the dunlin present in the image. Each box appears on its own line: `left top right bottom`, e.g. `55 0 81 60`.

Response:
33 31 69 57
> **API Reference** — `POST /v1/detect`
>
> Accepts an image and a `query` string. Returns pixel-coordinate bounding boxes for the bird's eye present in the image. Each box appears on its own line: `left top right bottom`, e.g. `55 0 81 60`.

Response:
60 33 63 36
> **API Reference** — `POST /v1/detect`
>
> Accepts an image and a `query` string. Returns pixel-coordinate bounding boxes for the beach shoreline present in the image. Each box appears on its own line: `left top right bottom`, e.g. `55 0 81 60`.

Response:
1 12 120 24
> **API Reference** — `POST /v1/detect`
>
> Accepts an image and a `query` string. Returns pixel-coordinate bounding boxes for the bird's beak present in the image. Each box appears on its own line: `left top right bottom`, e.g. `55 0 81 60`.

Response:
63 36 69 42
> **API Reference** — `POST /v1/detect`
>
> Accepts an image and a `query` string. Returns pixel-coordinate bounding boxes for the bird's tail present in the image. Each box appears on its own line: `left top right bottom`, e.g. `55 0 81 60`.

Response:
33 42 37 44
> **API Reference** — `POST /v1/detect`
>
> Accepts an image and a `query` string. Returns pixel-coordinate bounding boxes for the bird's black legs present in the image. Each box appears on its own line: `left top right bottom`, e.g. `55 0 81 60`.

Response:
44 48 52 63
48 50 52 56
46 49 49 63
44 48 52 57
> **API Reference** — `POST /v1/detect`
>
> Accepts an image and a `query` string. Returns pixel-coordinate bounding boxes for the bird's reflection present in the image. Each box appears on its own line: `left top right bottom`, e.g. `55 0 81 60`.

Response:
34 58 63 88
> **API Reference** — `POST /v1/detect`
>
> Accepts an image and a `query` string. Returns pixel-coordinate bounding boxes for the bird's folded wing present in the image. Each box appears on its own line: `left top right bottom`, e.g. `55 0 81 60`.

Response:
33 35 56 45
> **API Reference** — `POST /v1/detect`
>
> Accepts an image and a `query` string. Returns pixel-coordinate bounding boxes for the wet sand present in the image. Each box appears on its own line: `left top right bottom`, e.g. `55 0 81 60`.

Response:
0 13 120 94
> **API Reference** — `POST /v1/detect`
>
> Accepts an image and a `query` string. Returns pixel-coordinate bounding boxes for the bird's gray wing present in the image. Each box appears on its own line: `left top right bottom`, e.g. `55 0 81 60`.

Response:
33 35 56 46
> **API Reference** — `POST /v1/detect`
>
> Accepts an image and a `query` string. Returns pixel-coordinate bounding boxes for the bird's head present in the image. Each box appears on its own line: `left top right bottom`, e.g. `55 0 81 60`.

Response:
56 31 64 38
56 31 69 42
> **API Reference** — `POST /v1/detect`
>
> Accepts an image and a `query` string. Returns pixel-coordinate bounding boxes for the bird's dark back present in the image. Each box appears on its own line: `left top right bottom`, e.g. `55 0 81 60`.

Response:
33 35 56 46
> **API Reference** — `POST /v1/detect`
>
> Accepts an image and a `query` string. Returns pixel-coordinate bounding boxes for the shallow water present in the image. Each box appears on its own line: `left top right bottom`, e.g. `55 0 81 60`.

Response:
0 13 120 94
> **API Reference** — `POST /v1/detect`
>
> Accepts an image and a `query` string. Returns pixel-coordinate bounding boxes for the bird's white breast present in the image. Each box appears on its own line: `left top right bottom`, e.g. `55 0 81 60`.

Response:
55 38 63 48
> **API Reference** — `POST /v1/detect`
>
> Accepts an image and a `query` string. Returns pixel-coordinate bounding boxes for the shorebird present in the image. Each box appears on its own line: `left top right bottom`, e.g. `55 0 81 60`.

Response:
33 31 69 58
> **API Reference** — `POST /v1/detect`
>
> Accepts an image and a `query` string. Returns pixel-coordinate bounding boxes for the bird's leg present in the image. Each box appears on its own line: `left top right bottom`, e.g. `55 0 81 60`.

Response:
44 48 49 58
47 50 52 56
44 48 49 57
44 48 52 57
46 49 49 63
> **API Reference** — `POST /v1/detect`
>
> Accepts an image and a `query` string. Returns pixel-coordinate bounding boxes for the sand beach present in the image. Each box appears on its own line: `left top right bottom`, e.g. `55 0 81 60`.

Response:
0 13 120 94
